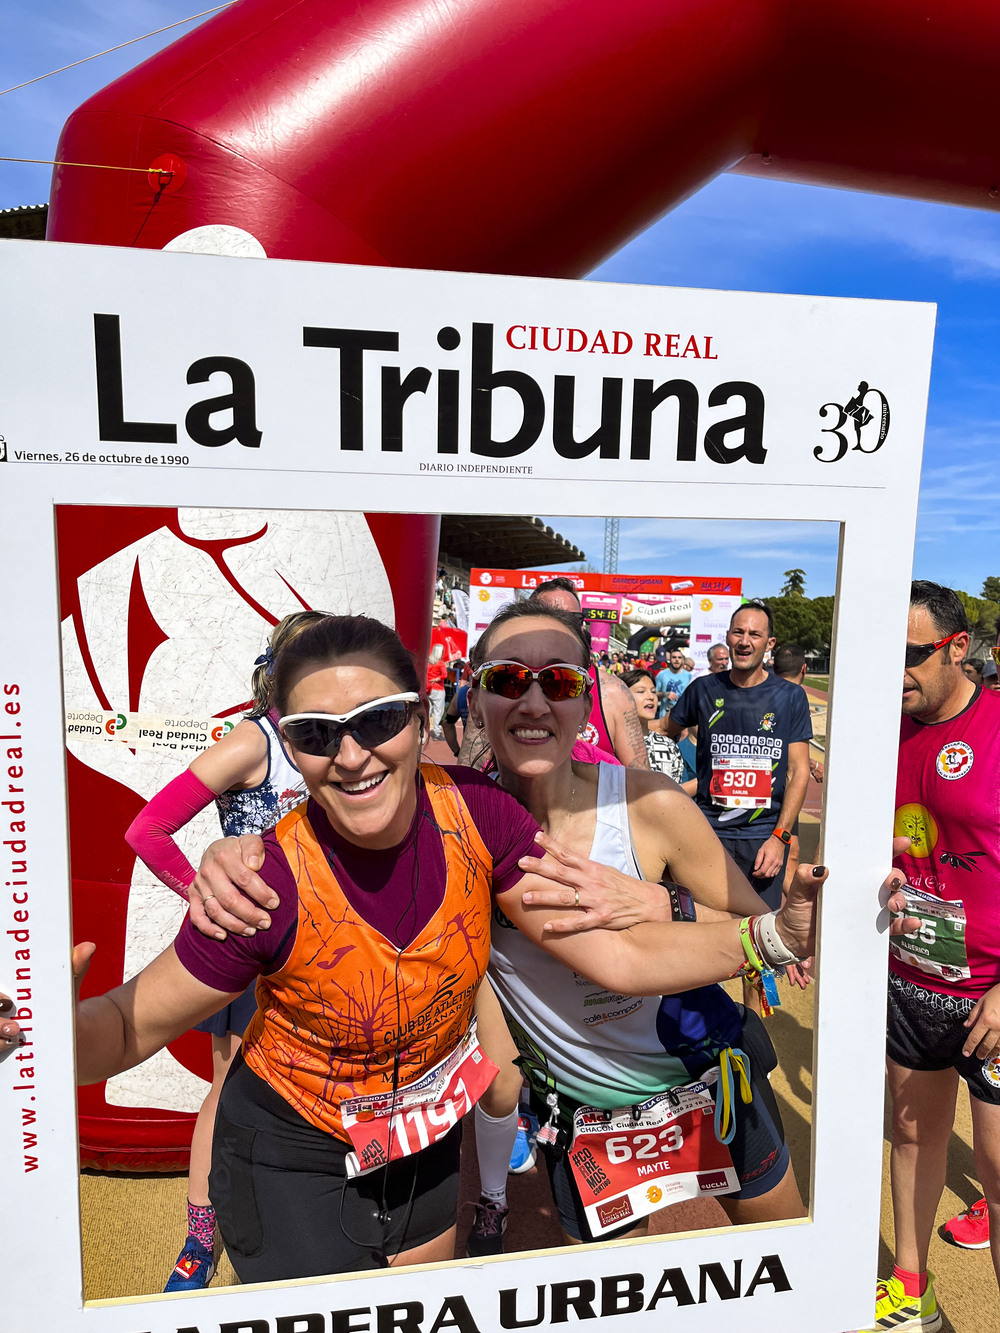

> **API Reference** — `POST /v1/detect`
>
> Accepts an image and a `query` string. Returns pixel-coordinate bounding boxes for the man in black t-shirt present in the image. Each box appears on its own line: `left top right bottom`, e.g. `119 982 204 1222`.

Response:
667 600 812 912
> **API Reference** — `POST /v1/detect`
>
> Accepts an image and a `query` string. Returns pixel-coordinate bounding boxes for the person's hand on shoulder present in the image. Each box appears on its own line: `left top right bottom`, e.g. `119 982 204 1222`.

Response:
190 834 277 940
516 831 673 933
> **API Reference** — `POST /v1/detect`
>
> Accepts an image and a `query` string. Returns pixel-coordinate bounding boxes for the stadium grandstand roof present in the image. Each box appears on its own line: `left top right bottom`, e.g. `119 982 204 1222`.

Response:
0 204 47 240
439 514 585 571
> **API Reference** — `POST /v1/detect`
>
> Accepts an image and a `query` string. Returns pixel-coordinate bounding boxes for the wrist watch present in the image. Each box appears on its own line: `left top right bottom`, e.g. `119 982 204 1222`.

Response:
661 879 697 922
772 827 792 844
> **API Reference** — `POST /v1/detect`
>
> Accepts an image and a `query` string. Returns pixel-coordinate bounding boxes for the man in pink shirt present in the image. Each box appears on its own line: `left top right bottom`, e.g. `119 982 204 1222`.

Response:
865 582 1000 1333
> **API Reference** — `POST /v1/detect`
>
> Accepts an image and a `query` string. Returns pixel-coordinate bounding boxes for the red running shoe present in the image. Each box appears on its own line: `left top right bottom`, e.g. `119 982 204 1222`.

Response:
943 1197 990 1249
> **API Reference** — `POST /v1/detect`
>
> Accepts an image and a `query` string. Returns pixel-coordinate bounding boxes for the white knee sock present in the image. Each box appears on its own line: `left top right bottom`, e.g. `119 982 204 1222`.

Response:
475 1103 519 1205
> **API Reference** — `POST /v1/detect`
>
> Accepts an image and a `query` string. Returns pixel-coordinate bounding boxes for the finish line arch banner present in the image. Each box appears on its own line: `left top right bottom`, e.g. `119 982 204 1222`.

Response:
469 569 744 667
0 239 933 1333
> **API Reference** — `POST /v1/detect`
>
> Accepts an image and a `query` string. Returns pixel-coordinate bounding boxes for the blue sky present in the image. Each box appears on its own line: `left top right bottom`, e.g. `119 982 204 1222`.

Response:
3 3 999 601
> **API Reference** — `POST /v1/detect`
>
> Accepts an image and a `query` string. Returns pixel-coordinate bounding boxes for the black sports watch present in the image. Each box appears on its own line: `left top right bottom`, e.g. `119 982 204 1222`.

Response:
661 879 697 922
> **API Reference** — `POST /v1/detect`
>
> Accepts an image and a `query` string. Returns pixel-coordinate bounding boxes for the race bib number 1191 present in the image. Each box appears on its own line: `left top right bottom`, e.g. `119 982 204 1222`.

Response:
340 1024 497 1177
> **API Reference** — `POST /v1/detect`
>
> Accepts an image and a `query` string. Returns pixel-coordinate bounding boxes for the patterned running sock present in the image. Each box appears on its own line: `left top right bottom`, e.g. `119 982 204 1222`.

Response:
187 1201 216 1250
892 1264 928 1298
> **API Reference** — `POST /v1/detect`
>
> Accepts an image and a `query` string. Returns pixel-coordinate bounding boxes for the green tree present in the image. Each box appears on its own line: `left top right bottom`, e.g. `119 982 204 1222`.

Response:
981 576 1000 605
781 568 807 597
764 589 834 654
956 589 998 650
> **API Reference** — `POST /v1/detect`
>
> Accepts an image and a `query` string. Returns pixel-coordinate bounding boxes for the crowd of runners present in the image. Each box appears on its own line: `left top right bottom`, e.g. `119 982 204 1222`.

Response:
0 572 994 1332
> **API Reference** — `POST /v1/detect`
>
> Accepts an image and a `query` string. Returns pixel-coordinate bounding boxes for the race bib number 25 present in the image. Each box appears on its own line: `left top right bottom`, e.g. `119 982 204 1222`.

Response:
891 887 969 984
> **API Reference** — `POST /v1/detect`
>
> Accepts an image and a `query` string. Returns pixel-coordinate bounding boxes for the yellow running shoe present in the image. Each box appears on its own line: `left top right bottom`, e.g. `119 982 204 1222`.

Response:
862 1274 942 1332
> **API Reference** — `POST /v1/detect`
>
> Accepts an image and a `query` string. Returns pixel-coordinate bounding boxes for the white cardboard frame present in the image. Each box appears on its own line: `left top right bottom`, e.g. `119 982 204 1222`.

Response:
0 240 935 1333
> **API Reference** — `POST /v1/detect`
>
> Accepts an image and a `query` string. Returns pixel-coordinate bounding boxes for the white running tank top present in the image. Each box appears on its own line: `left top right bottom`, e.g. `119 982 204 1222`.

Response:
214 713 306 837
489 762 688 1108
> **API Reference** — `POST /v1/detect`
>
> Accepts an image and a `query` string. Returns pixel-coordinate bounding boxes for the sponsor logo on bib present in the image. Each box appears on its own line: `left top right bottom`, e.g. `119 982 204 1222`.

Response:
697 1169 731 1192
936 741 974 781
596 1196 635 1229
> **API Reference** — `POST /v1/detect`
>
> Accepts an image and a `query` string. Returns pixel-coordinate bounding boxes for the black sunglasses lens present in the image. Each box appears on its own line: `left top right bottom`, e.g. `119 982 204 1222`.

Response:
286 702 413 756
904 644 933 669
351 703 413 748
283 718 343 755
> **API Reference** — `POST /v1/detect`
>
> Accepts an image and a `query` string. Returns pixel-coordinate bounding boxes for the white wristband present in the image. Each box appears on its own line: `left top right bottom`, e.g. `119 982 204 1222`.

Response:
754 912 802 968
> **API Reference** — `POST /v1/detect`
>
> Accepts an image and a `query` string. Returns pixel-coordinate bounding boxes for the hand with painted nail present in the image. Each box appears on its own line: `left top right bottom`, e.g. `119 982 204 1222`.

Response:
773 862 828 962
885 835 921 935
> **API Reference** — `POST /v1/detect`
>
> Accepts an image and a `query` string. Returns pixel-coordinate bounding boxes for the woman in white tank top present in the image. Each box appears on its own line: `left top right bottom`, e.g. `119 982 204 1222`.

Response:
468 598 819 1243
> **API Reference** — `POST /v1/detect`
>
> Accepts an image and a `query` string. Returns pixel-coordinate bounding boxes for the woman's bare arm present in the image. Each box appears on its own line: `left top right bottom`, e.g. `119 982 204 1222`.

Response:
626 771 770 917
496 860 825 996
188 717 270 793
74 942 243 1085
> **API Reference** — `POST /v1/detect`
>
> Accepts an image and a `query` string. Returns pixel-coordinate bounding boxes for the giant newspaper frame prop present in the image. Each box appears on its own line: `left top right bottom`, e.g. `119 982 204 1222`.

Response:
0 240 934 1333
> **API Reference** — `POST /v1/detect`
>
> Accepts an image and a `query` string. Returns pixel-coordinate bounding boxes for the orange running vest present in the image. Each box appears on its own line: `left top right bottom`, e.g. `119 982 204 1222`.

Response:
242 763 493 1140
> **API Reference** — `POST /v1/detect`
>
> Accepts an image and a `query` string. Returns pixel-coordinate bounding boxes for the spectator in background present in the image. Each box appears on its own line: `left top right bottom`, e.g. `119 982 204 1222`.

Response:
442 666 471 758
426 643 448 740
655 648 692 718
984 659 1000 692
683 656 695 673
964 658 985 686
707 643 730 674
622 668 686 784
773 643 807 686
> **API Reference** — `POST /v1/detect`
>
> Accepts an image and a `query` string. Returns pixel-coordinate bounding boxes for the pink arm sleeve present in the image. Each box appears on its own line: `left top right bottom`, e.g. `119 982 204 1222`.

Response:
125 770 219 899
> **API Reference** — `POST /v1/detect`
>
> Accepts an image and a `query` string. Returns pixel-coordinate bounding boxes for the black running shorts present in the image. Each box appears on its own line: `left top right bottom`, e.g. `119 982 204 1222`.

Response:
210 1052 463 1281
887 970 1000 1105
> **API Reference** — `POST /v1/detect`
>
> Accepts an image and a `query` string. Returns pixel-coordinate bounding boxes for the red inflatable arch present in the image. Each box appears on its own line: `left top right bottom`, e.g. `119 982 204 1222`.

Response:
46 0 999 1166
49 0 1000 273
